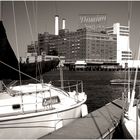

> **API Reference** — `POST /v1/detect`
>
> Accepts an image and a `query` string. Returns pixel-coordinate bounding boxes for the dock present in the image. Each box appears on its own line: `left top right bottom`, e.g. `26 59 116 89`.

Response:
40 98 125 139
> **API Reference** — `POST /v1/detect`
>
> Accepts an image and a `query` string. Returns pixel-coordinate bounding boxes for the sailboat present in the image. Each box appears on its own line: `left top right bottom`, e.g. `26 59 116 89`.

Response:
121 2 140 139
0 2 88 139
0 80 87 139
121 53 140 139
121 58 140 138
122 93 140 139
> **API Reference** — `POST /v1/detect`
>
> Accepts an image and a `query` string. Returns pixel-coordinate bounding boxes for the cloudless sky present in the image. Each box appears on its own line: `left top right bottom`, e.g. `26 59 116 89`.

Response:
1 1 140 58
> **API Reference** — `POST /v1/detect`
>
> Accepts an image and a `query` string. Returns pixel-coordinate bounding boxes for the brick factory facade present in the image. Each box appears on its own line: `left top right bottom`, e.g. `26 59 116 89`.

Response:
28 27 117 63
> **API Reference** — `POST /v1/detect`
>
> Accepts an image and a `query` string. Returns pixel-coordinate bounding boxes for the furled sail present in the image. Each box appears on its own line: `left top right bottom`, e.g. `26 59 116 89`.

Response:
0 21 59 80
0 21 19 79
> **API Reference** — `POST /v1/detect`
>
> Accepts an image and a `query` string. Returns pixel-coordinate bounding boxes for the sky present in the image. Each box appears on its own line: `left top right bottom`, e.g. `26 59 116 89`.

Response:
1 1 140 58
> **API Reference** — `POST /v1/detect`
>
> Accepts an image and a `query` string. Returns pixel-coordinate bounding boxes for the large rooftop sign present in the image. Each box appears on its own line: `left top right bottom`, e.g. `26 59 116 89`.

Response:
79 14 107 32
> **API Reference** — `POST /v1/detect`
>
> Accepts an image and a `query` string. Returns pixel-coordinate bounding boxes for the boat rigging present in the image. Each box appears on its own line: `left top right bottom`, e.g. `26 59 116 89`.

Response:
0 1 88 139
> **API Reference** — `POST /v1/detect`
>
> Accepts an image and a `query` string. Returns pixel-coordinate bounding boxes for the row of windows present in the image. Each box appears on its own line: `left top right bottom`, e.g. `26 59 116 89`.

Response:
122 58 133 60
88 54 116 57
90 47 116 50
37 36 117 47
122 55 132 57
87 44 116 47
87 40 116 44
122 51 132 54
120 34 129 36
86 37 116 41
120 30 129 33
106 27 113 30
120 27 129 30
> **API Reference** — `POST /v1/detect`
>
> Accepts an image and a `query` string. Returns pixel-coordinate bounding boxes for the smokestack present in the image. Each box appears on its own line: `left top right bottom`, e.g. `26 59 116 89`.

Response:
55 15 59 35
62 18 66 30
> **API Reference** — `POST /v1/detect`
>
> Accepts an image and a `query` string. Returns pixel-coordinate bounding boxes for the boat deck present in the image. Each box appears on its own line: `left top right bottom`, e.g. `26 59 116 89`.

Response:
39 98 126 139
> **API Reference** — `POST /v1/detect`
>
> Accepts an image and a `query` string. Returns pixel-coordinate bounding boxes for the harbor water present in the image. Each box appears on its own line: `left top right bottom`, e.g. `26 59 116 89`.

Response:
43 70 140 113
43 70 140 139
24 70 140 138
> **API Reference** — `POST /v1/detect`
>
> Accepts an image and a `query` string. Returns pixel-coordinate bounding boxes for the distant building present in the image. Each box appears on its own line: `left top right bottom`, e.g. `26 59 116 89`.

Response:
106 23 133 64
44 28 117 63
38 32 49 55
27 15 134 67
84 28 117 63
27 41 38 54
28 27 117 63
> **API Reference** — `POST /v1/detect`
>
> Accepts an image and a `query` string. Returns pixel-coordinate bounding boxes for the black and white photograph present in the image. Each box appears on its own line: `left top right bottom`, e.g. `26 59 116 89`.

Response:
0 0 140 139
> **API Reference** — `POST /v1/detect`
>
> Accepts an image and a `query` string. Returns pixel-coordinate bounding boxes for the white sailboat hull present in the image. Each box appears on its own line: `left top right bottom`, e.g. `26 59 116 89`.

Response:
122 118 134 139
0 102 86 139
122 106 140 139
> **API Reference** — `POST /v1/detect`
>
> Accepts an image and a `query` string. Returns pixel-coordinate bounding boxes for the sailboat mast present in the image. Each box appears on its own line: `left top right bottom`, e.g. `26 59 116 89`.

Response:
128 44 140 117
0 1 3 90
127 2 132 104
59 57 64 89
0 1 1 20
127 21 130 103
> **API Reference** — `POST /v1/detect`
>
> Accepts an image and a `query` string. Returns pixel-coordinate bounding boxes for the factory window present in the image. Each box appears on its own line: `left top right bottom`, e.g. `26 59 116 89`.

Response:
101 37 105 39
96 40 100 42
96 37 100 39
120 34 129 36
120 27 129 30
106 27 113 30
122 58 133 60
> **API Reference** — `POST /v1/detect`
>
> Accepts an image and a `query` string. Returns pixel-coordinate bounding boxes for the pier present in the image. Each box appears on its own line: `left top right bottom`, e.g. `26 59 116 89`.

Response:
63 62 139 71
40 98 125 139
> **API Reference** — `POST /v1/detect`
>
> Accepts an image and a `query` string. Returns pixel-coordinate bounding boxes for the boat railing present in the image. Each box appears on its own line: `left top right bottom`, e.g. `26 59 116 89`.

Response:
51 80 84 94
0 80 85 117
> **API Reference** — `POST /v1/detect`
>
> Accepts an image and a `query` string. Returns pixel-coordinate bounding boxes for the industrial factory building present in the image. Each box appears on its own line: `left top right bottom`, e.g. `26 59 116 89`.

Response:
27 15 135 68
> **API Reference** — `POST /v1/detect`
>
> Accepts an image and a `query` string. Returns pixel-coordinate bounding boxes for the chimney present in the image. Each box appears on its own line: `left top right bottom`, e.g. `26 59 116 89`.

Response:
55 15 59 35
62 18 66 30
